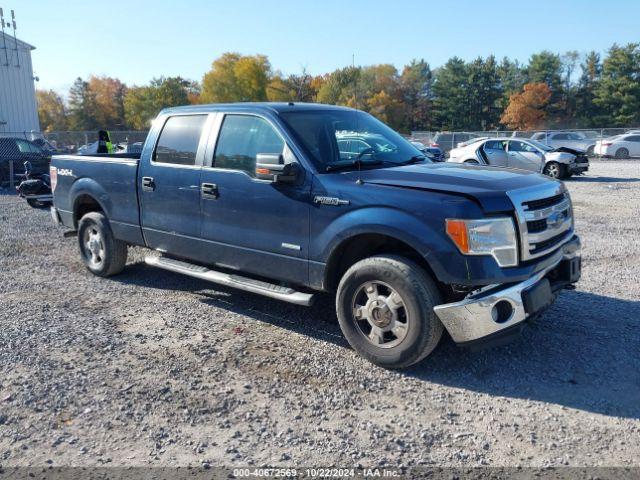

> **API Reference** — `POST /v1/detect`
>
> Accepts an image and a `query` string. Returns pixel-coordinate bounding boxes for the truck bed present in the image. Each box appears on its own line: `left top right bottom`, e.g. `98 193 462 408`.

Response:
51 154 145 246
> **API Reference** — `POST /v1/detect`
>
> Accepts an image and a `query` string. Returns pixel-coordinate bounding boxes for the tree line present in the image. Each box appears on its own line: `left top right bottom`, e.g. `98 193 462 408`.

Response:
36 43 640 133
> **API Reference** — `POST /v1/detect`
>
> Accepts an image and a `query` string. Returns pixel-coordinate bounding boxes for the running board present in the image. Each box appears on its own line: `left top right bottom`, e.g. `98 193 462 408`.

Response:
144 256 315 306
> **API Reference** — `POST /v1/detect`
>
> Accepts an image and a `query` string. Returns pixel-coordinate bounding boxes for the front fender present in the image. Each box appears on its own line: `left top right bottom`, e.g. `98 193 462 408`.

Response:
312 206 458 285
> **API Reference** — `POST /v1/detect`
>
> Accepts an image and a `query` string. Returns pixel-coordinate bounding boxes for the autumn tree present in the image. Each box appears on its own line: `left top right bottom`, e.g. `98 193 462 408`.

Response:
500 83 552 130
36 90 67 131
201 53 271 103
88 76 128 129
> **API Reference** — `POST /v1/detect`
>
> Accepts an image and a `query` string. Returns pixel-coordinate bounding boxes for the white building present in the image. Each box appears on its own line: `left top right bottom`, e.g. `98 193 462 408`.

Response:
0 32 39 133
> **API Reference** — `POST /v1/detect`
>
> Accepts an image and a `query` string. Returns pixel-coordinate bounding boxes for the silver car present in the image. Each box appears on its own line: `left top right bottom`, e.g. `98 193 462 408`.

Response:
447 137 589 179
530 131 596 156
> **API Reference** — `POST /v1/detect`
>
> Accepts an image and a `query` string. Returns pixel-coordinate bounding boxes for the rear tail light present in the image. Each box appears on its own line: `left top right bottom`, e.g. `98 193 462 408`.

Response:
431 143 440 147
50 166 57 192
602 142 613 146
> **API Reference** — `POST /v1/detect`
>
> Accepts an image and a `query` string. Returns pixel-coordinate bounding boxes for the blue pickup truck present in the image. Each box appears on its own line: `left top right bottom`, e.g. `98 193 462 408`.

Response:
50 103 581 369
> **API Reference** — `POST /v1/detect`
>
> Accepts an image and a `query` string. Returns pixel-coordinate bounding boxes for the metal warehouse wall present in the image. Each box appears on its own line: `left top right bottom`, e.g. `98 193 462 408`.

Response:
0 32 39 133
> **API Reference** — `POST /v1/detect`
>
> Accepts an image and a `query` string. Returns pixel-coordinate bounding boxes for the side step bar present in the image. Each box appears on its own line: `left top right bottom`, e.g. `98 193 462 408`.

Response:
144 256 315 306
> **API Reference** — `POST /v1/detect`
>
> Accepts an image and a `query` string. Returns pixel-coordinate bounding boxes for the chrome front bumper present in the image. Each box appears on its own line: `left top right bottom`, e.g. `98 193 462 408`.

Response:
433 239 580 344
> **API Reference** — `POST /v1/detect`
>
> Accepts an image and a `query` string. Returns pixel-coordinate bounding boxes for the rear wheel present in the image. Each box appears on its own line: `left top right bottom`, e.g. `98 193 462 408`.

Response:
78 212 127 277
615 148 629 159
336 255 444 369
543 161 564 179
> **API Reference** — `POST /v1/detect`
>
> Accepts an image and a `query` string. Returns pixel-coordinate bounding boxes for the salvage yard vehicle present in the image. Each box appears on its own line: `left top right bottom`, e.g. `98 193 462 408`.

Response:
50 103 581 369
594 134 640 159
447 137 589 179
0 137 51 187
530 131 596 156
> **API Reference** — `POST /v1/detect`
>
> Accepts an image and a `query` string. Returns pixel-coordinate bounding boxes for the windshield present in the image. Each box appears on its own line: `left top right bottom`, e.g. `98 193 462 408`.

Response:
527 139 554 151
280 109 428 171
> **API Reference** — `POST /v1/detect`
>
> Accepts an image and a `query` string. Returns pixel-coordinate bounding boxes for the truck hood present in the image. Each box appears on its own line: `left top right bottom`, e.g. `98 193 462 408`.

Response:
344 163 558 213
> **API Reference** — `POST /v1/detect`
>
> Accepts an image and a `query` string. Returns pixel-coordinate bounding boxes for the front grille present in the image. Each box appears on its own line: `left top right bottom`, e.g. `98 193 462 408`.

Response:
526 219 547 233
530 231 570 254
507 185 574 263
523 193 565 211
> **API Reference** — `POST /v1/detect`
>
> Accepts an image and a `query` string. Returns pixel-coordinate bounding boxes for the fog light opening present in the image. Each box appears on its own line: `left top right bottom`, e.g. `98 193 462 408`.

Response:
491 300 514 324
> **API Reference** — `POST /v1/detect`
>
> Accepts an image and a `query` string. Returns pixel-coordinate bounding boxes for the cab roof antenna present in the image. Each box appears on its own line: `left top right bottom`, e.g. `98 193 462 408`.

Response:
0 8 9 67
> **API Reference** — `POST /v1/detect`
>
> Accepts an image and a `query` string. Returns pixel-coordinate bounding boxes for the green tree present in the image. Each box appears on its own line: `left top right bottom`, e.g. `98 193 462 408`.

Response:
201 52 271 103
575 51 602 126
124 77 194 129
67 77 99 130
432 57 469 130
497 58 526 112
466 56 502 129
593 43 640 126
398 59 433 131
36 89 67 132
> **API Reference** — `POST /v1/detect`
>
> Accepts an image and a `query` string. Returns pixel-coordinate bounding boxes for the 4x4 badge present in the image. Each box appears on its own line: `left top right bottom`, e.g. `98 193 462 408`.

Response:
314 196 350 206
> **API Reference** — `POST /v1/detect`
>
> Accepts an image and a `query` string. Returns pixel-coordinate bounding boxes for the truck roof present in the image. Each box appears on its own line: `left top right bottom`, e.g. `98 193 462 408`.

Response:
160 102 356 116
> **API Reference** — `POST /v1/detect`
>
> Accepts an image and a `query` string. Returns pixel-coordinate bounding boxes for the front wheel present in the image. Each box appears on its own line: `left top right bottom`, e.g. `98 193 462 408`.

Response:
615 148 629 159
336 255 444 369
543 161 565 179
78 212 128 277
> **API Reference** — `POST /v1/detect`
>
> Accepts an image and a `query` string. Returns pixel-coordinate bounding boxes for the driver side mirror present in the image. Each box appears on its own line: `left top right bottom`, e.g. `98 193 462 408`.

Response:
255 153 299 183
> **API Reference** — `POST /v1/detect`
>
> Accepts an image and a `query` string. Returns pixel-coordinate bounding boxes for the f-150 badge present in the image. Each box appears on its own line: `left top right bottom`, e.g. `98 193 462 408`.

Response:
313 196 350 206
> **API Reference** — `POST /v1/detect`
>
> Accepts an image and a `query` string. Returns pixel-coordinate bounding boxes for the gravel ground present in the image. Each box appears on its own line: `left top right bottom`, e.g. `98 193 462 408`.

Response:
0 160 639 469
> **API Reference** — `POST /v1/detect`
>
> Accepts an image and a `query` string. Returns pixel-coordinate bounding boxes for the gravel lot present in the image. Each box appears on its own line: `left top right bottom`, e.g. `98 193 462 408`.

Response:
1 160 639 469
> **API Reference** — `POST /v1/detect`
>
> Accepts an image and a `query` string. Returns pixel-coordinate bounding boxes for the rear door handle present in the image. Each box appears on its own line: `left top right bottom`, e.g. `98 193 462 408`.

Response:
201 182 219 199
142 176 155 191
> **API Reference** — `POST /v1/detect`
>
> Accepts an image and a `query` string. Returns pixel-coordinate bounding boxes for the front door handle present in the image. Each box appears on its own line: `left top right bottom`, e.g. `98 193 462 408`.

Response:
201 182 219 199
142 176 155 191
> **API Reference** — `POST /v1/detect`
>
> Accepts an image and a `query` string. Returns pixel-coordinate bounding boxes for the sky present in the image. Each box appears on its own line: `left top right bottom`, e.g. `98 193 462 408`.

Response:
5 0 640 93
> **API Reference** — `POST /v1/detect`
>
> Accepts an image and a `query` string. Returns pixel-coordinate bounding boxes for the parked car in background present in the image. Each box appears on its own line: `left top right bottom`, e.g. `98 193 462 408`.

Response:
410 141 444 161
0 137 51 186
448 137 588 179
594 134 640 159
530 131 596 156
431 132 481 153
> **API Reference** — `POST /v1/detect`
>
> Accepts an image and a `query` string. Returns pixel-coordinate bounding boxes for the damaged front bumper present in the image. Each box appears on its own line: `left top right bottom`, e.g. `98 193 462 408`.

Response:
433 237 581 346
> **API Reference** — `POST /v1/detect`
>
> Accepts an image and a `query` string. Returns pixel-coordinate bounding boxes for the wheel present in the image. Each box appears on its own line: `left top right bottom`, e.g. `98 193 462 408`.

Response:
543 161 564 179
336 255 444 369
463 159 479 165
77 212 127 277
586 145 595 157
614 148 629 159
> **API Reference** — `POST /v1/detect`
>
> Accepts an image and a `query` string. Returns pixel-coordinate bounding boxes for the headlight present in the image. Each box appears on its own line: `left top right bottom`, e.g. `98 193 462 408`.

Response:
445 217 518 267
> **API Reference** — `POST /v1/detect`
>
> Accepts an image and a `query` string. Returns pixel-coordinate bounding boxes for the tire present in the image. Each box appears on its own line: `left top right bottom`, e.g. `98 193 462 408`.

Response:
463 159 479 165
614 148 629 159
336 255 444 369
77 212 127 277
543 161 564 179
586 145 595 157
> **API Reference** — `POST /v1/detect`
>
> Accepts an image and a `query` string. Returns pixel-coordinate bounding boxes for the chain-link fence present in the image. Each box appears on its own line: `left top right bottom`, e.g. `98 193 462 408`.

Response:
409 127 640 154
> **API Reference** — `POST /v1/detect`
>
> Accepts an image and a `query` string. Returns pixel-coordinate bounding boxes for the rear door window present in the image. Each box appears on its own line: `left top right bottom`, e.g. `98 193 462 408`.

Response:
154 115 207 165
484 140 505 151
213 115 284 177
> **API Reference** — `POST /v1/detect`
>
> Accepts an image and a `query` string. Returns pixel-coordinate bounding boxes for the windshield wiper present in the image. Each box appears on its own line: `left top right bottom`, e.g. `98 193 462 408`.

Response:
325 158 384 172
398 155 427 166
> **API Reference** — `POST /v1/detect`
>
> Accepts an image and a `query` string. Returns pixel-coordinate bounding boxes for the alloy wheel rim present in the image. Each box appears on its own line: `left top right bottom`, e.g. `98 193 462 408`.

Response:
351 281 409 349
83 227 105 267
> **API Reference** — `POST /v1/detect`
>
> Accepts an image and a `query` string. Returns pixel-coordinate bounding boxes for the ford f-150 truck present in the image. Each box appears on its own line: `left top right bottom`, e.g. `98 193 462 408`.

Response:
50 103 581 369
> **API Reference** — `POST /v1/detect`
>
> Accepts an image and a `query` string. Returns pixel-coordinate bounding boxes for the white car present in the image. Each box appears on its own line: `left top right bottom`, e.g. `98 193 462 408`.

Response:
448 137 589 179
594 134 640 159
